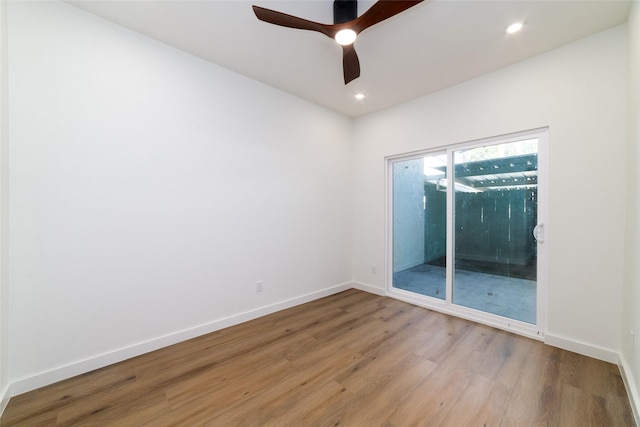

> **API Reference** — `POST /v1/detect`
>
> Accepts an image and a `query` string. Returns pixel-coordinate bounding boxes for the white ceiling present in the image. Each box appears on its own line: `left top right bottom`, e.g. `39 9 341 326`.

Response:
67 0 630 118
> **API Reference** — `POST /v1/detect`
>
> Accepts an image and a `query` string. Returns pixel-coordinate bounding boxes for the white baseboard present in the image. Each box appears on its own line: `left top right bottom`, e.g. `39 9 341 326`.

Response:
544 333 619 364
9 282 352 397
619 353 640 426
0 383 10 418
351 281 386 296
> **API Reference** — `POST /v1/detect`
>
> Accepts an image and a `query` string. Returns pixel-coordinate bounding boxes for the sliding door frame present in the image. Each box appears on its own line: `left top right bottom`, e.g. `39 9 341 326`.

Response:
386 128 548 340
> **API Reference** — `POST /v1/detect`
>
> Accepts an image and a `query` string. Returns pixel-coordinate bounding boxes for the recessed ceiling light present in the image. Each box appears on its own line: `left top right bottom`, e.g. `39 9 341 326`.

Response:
506 22 523 34
335 29 357 46
355 93 365 100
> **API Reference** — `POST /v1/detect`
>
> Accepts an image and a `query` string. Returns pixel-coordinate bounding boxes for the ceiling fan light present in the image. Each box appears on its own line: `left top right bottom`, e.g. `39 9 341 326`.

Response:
506 22 523 34
335 29 357 45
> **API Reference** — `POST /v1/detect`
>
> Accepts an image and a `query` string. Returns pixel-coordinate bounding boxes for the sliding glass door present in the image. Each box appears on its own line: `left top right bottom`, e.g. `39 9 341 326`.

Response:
389 130 546 336
392 153 447 300
452 139 538 324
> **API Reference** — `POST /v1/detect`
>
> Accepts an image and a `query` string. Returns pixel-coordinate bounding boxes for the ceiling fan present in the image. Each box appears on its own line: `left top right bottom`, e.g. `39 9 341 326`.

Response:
252 0 424 85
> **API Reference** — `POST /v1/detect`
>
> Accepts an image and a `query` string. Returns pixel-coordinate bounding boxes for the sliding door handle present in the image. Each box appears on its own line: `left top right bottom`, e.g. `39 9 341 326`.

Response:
533 223 544 243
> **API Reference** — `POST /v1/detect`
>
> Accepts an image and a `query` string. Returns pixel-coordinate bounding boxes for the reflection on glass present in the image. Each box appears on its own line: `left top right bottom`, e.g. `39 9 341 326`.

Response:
452 139 538 324
392 154 447 300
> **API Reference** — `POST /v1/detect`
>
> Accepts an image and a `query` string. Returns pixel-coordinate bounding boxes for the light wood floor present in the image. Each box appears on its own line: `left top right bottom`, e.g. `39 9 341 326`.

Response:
2 289 636 426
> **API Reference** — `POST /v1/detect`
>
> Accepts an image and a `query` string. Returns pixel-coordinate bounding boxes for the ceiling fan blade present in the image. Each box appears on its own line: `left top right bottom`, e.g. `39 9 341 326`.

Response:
342 44 360 84
252 5 334 38
352 0 424 33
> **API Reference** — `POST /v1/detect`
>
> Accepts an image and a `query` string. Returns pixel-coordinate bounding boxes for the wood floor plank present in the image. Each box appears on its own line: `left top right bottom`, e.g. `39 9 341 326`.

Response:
1 290 635 427
162 332 308 409
476 329 534 388
204 352 355 426
385 362 476 426
0 365 138 426
55 387 169 427
305 303 386 344
153 359 295 426
558 383 611 427
419 322 498 376
499 354 562 426
336 355 437 426
438 373 512 427
334 328 431 394
243 379 349 427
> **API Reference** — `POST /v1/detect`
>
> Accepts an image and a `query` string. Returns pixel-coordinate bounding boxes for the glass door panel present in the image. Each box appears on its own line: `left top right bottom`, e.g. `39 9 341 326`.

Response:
452 139 538 324
392 154 447 299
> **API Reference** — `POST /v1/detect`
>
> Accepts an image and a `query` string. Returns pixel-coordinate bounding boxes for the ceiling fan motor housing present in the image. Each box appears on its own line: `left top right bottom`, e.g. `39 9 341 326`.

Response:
334 0 357 24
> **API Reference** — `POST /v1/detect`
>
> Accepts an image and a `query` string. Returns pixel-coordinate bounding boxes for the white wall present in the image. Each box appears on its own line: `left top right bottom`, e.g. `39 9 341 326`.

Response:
0 0 9 413
352 25 628 359
7 0 353 393
623 0 640 420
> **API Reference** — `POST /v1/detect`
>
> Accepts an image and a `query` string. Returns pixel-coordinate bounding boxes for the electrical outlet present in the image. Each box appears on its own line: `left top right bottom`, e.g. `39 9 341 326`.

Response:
371 265 377 274
256 281 263 293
